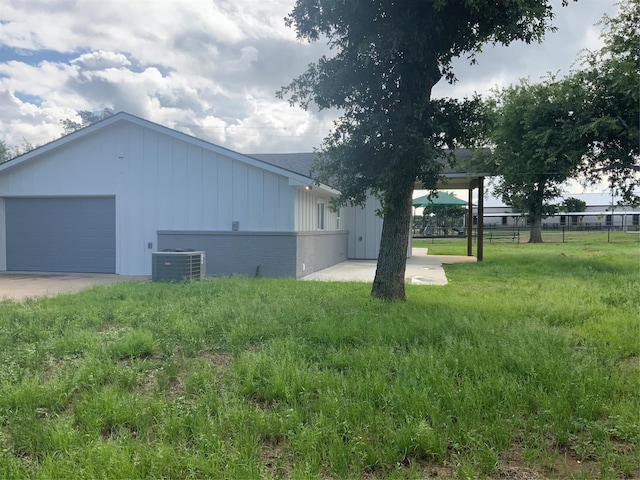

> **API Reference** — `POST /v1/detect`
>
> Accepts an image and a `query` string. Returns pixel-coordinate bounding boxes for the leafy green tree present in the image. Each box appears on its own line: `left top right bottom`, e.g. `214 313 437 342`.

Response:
575 0 639 204
421 204 466 235
60 108 115 135
489 77 585 243
562 197 587 213
561 196 587 227
280 0 570 300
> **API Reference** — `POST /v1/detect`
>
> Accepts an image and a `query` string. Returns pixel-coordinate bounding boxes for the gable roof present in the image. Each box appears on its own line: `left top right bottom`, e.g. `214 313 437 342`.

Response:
0 112 319 189
250 149 490 191
413 192 468 207
248 153 316 178
0 112 486 192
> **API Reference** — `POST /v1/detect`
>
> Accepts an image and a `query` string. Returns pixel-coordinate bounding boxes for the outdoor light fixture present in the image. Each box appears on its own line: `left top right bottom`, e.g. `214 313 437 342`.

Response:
305 185 313 190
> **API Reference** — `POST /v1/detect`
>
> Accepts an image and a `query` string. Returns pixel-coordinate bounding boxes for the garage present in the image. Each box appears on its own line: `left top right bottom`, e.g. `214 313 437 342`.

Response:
5 197 116 273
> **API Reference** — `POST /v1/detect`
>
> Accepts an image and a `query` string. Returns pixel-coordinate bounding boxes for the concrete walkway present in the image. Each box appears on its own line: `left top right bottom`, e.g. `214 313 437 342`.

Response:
301 248 476 285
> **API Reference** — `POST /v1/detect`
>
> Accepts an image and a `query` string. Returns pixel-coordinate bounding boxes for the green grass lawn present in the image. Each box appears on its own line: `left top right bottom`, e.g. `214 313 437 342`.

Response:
1 235 638 479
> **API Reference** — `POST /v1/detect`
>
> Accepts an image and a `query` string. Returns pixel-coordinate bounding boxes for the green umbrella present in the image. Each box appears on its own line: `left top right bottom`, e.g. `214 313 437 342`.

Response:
412 192 467 207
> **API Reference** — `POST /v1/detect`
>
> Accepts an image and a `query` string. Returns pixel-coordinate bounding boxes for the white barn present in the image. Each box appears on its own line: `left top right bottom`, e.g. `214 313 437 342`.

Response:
0 112 350 277
0 112 486 277
477 193 640 231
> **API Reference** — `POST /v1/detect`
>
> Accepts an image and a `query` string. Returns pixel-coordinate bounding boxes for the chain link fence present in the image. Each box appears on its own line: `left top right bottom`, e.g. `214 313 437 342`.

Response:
415 225 640 246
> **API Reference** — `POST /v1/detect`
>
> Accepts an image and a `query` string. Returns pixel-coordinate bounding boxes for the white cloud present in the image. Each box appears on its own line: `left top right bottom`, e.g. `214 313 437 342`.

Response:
0 0 620 162
71 50 131 70
433 0 618 99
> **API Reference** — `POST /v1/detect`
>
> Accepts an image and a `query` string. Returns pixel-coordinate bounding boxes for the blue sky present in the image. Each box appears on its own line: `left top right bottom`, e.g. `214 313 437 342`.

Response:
0 0 619 161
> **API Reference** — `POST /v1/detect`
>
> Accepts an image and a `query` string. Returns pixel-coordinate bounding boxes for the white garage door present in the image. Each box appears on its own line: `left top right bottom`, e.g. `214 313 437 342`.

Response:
5 197 116 273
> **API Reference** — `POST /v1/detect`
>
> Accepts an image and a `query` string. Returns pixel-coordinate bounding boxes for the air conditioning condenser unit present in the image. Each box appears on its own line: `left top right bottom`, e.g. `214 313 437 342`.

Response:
152 250 206 282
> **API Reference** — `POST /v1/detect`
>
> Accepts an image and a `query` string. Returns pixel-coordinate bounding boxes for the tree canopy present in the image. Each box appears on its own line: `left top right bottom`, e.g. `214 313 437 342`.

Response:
0 140 9 163
488 0 639 242
280 0 570 300
562 197 587 213
61 108 115 135
574 0 639 204
488 77 586 242
0 138 36 163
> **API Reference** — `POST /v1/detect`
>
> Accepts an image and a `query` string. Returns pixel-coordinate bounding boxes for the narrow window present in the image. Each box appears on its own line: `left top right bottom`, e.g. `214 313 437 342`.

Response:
317 202 325 230
560 216 566 226
501 216 508 226
336 207 341 230
606 215 612 226
633 214 639 226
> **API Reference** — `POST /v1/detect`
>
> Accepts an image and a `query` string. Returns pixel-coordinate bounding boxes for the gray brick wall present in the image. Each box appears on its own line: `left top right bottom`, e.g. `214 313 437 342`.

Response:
296 231 348 278
157 231 297 278
157 230 348 279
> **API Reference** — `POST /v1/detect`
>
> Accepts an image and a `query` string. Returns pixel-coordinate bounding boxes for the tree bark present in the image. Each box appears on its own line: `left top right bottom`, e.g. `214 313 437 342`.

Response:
371 180 414 301
529 217 543 243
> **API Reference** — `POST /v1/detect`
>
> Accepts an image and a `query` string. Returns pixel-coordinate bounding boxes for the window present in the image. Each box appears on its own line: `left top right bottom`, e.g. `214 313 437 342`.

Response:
560 216 566 226
501 216 508 225
633 215 639 226
571 216 578 226
336 207 341 230
317 202 325 230
606 215 612 226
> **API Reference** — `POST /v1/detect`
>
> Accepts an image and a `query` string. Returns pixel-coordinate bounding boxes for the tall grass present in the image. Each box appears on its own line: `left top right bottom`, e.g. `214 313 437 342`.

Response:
0 236 638 479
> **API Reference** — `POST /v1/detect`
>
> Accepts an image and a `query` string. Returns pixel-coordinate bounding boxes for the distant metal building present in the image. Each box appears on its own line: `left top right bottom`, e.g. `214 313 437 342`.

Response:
476 193 640 231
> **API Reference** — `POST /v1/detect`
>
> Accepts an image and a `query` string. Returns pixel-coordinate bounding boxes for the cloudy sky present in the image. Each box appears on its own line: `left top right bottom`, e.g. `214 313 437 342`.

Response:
0 0 618 156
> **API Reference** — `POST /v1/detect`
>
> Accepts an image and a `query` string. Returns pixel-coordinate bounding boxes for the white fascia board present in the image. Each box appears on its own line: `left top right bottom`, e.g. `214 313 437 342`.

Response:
289 178 340 196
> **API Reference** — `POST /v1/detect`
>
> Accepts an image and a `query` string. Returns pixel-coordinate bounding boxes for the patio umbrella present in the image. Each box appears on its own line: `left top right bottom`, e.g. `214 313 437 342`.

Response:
412 192 467 207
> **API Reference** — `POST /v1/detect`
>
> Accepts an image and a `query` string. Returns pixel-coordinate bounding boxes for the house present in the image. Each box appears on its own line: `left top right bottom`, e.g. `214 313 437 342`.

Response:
0 112 486 276
476 193 640 231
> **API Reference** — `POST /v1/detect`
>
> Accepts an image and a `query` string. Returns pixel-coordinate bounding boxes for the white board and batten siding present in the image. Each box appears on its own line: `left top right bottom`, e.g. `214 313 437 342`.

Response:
344 196 384 259
296 188 384 258
294 188 341 232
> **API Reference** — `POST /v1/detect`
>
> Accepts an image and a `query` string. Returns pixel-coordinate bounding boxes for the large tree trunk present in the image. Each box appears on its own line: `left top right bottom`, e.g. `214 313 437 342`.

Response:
529 217 543 243
371 180 414 301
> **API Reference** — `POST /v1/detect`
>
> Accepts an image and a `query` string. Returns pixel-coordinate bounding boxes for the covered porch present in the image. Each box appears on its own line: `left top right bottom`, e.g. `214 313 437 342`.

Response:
414 172 487 261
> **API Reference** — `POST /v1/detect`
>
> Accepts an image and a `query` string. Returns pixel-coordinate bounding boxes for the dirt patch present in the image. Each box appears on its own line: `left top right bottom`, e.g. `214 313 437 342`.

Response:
40 353 84 383
418 461 456 478
198 350 232 369
498 446 547 479
551 448 600 479
261 442 290 479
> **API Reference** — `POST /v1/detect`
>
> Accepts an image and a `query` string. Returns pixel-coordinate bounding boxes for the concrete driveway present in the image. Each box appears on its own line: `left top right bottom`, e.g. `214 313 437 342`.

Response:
0 272 149 302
